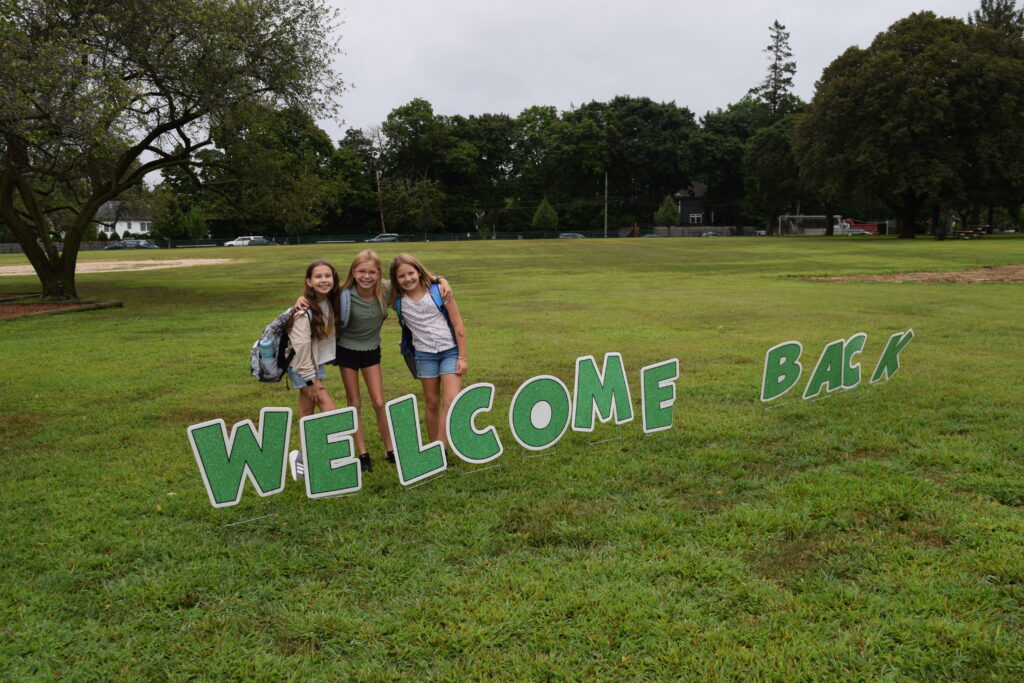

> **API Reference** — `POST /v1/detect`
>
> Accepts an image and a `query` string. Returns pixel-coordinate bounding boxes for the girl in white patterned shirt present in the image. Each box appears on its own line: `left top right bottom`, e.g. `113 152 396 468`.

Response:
389 253 468 448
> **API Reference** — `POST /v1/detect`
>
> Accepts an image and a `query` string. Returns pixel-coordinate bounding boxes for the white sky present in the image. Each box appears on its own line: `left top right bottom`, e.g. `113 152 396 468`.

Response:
322 0 981 140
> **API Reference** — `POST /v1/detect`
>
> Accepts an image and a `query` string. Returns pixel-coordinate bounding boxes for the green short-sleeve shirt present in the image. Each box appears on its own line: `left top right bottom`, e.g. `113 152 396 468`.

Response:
338 288 387 351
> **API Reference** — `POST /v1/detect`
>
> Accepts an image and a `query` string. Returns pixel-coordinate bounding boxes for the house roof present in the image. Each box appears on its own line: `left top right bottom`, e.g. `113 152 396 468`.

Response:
95 200 153 221
674 182 707 199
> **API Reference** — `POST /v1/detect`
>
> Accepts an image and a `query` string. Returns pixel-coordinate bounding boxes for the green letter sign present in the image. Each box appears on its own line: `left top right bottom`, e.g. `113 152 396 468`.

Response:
447 383 503 464
760 341 803 402
386 394 447 485
871 329 915 383
641 359 679 433
572 353 634 431
509 376 571 451
803 338 846 399
187 408 291 508
842 333 867 389
300 407 360 499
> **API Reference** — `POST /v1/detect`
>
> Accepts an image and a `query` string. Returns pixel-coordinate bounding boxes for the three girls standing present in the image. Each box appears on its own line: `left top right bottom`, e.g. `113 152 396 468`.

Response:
290 250 461 477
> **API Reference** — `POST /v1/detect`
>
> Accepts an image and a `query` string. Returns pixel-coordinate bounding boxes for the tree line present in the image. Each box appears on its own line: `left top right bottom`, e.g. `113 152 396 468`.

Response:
3 0 1024 298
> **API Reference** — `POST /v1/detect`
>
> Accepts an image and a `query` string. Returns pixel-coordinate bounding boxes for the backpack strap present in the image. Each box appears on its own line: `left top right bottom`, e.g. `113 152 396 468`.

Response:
429 282 444 311
338 287 352 329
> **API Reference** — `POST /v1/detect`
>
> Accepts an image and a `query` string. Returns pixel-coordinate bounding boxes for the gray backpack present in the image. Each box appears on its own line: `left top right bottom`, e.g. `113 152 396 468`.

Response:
250 308 312 382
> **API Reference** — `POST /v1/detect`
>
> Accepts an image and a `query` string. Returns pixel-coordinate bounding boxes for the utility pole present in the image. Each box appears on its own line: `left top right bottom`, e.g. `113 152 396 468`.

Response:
604 170 608 238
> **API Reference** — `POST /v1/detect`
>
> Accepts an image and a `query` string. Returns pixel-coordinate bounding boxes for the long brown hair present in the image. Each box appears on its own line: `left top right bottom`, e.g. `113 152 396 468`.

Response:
289 259 340 340
388 253 436 306
340 250 387 319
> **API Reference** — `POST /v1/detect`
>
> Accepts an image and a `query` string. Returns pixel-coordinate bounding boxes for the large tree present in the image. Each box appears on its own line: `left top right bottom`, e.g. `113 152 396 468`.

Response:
199 106 337 237
794 12 1024 238
0 0 342 298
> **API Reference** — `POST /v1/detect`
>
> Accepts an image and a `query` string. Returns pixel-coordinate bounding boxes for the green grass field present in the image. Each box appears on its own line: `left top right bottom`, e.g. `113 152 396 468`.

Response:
2 237 1023 679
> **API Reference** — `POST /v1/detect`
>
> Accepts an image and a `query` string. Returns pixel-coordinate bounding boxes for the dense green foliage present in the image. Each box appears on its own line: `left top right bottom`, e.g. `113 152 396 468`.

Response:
795 11 1024 238
2 237 1023 678
0 0 343 298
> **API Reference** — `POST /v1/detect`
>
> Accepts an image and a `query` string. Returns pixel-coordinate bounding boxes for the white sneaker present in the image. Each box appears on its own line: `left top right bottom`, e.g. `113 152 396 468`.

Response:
288 450 305 480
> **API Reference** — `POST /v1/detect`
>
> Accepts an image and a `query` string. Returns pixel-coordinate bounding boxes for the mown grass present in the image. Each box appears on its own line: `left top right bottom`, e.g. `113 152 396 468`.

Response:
2 237 1023 679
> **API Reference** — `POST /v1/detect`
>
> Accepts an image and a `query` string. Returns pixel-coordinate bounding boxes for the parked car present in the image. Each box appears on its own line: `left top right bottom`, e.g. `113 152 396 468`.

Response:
847 228 872 236
224 235 275 246
103 239 160 250
365 233 421 242
558 232 586 239
700 231 721 237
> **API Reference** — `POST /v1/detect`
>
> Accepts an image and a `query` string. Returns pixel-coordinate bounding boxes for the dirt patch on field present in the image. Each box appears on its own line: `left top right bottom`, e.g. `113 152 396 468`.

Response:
805 264 1024 283
0 299 123 320
0 258 233 277
1 259 229 319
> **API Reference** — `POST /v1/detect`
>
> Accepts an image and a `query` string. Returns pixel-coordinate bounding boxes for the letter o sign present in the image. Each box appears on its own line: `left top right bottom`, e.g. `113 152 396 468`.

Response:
509 375 571 451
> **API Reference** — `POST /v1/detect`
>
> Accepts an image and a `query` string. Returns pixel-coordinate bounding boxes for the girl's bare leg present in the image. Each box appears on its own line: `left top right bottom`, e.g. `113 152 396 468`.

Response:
439 373 463 447
313 385 336 413
298 390 315 419
361 364 393 452
420 376 442 443
340 366 366 453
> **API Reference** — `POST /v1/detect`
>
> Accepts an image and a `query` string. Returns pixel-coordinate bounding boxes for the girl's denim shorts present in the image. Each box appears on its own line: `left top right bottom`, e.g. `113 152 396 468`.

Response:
287 363 328 390
414 346 458 378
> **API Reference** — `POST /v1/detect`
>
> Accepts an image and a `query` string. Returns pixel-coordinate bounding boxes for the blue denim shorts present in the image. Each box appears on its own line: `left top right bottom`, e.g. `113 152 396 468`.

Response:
414 346 458 378
287 363 328 390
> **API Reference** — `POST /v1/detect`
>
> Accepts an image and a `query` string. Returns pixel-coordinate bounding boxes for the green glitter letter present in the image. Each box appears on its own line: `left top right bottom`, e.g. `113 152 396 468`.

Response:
760 341 803 402
641 359 679 433
572 353 634 432
187 408 291 508
386 394 447 485
509 375 571 451
803 339 846 399
447 383 503 464
870 329 915 383
300 407 360 499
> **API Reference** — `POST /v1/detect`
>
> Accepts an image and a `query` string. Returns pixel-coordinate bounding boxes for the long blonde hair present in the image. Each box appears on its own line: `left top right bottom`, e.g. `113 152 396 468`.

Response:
340 250 388 319
388 253 436 306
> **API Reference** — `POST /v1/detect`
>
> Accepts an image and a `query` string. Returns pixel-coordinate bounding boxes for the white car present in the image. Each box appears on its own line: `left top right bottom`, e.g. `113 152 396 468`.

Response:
224 235 274 246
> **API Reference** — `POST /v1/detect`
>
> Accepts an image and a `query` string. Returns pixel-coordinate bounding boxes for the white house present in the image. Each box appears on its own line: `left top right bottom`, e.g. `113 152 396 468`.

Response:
94 200 153 237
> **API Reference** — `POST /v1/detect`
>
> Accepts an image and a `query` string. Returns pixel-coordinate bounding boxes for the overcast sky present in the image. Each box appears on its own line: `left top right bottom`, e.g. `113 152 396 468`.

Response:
321 0 982 141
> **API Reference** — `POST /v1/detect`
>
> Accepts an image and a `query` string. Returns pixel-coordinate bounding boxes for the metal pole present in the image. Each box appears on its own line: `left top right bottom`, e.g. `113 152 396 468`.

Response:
603 170 608 238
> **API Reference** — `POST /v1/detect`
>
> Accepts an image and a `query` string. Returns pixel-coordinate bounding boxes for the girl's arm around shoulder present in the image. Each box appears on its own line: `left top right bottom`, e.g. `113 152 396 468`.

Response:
436 277 452 303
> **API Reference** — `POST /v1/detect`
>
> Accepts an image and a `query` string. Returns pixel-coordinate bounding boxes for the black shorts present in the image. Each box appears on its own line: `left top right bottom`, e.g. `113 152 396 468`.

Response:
335 345 382 370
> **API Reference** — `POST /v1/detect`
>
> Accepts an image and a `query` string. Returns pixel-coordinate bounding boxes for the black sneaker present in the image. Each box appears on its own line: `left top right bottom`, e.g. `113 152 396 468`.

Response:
359 453 372 472
384 451 396 464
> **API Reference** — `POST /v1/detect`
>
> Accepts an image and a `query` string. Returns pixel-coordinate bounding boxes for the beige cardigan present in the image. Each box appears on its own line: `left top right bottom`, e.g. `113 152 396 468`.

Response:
288 300 335 382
